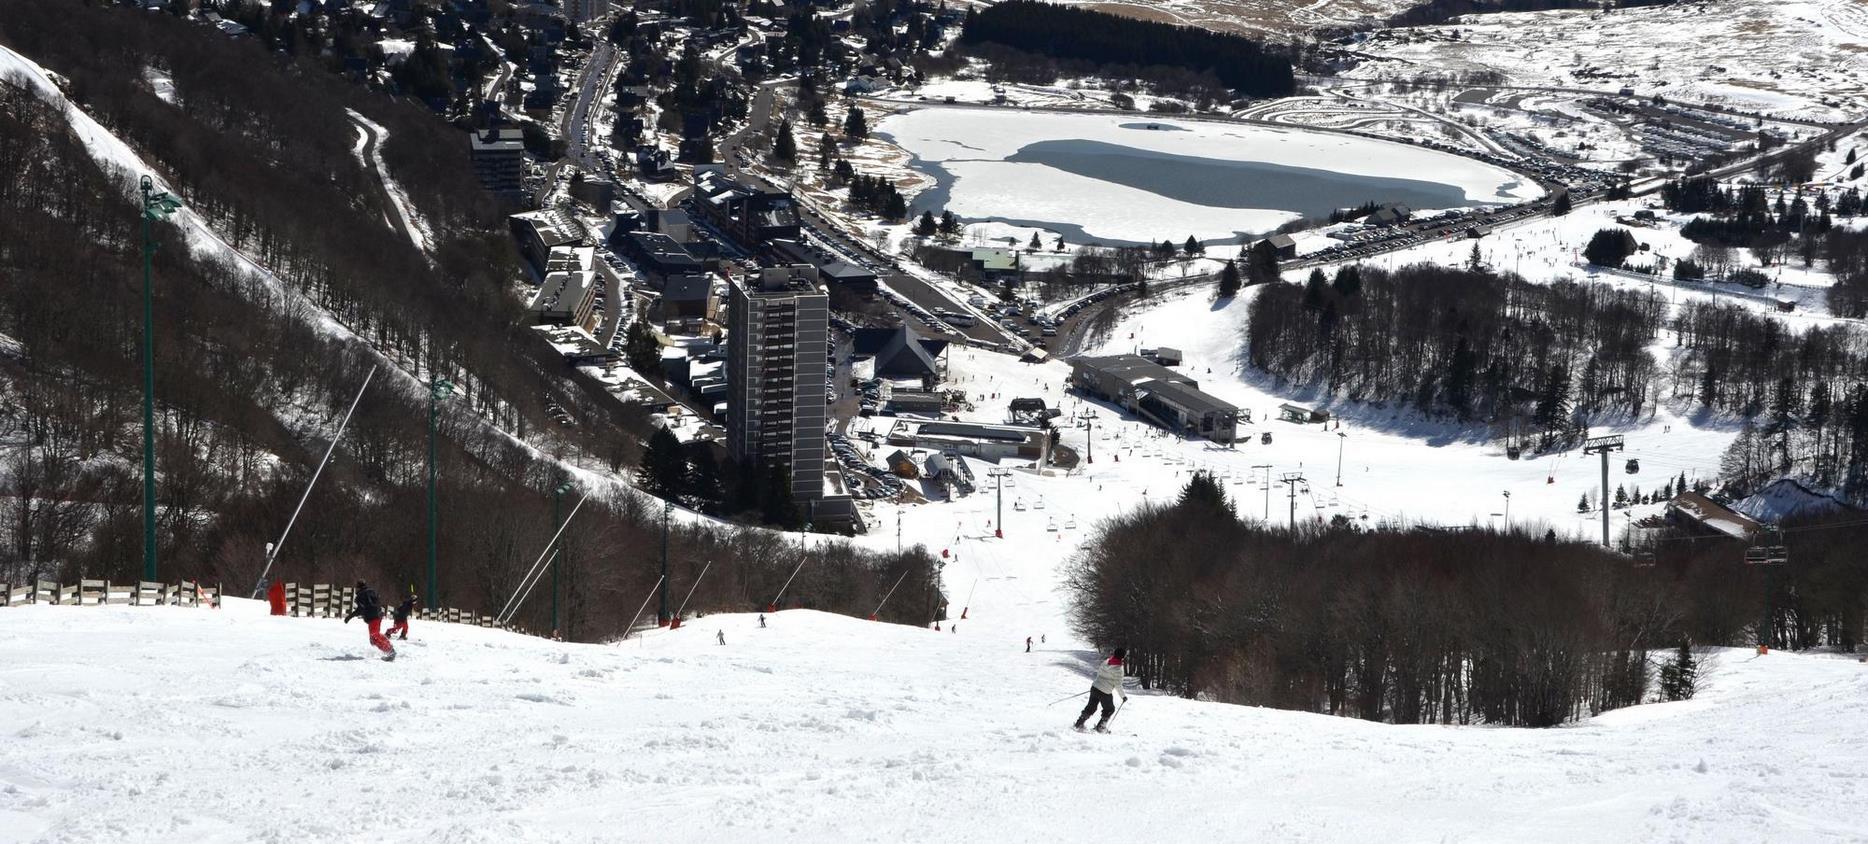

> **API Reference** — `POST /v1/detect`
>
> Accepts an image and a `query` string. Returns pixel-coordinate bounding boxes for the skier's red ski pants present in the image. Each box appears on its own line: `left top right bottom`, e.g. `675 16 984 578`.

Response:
385 619 409 640
366 618 395 654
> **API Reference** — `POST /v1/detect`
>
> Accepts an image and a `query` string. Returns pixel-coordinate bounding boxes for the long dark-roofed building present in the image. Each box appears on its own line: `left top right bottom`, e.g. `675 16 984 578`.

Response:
1069 354 1239 443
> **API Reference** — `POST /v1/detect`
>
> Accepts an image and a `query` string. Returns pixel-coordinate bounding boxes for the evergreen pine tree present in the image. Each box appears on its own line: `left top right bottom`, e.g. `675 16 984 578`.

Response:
684 441 725 506
1177 471 1233 515
1613 484 1628 508
1302 268 1330 311
1657 641 1697 701
624 320 661 376
1577 492 1590 513
761 463 800 527
773 118 797 162
638 427 690 499
1331 265 1362 298
844 106 868 139
1218 259 1242 297
1029 231 1042 250
1184 235 1201 255
1245 239 1282 285
1552 190 1573 216
1054 235 1065 250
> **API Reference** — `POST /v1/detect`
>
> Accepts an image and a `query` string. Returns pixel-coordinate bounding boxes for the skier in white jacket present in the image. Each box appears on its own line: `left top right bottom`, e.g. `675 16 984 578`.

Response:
1074 648 1128 732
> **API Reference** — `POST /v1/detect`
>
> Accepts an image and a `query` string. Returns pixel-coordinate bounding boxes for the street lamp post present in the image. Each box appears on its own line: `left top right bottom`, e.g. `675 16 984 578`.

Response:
1502 490 1512 530
139 176 182 582
1335 431 1347 487
986 468 1009 538
427 376 454 607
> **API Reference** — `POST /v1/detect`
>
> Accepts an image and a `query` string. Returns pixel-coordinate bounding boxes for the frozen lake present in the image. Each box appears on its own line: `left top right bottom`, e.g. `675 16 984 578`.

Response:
878 109 1543 246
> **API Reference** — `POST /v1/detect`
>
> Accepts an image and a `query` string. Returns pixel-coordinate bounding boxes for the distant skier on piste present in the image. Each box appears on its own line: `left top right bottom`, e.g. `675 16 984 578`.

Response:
385 592 417 641
343 580 395 661
1073 648 1127 733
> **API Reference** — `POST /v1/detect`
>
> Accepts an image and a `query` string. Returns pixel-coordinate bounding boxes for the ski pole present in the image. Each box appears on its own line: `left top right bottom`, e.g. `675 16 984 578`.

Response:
1045 690 1089 707
1107 695 1129 725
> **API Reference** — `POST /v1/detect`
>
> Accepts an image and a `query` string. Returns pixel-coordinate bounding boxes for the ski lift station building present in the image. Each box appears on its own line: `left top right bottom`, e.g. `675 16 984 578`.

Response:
1278 403 1330 424
1665 492 1763 542
883 419 1050 464
1067 354 1240 443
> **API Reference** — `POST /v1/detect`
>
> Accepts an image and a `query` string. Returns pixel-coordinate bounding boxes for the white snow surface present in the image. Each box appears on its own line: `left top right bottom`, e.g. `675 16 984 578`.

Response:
3 599 1866 841
877 108 1539 244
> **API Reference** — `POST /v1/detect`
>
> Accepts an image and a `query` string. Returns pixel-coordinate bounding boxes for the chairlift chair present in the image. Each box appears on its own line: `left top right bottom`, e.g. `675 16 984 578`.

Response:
1013 498 1027 511
1033 498 1046 510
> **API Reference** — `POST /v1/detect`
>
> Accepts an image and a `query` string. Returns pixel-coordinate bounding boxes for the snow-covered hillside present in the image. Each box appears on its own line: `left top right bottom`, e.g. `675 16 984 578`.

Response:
2 600 1865 841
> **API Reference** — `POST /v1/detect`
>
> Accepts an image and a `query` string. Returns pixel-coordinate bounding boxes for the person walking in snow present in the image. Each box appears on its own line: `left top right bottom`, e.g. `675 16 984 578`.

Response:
1026 636 1033 653
384 592 417 641
716 629 726 646
1073 648 1128 733
758 613 767 628
343 580 395 661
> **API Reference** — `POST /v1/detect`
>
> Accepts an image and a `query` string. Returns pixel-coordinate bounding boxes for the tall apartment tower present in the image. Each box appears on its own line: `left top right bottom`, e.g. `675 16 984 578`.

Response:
727 266 829 504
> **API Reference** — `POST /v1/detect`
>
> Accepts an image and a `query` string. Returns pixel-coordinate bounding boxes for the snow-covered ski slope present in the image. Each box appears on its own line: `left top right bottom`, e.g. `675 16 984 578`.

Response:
2 600 1866 842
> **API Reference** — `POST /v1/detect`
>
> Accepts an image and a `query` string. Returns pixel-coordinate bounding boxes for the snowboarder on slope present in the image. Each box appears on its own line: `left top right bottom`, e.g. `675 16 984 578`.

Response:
1073 648 1127 733
385 592 417 641
343 580 395 660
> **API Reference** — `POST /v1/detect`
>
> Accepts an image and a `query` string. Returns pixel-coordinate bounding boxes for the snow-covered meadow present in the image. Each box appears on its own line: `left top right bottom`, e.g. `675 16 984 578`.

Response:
876 108 1541 245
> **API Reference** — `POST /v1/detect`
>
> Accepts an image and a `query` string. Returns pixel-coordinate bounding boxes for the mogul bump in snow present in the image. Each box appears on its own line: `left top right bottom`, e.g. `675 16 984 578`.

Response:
385 592 417 641
1073 648 1128 733
343 580 395 661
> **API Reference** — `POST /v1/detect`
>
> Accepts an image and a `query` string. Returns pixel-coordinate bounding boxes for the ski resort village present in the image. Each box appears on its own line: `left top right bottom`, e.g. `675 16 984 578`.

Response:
5 0 1868 839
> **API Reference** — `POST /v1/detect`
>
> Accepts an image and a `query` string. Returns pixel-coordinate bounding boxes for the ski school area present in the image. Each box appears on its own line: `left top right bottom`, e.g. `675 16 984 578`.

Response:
4 586 1867 841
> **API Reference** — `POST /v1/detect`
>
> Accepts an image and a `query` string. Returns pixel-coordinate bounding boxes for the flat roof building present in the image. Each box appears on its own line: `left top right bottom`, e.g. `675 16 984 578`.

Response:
1069 354 1239 443
620 231 704 282
471 127 526 205
883 419 1050 463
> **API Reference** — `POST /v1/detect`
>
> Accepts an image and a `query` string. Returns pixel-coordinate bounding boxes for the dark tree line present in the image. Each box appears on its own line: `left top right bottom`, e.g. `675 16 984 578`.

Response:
1247 263 1868 470
960 1 1294 98
1246 265 1663 445
0 4 940 638
1066 477 1743 727
1384 0 1679 29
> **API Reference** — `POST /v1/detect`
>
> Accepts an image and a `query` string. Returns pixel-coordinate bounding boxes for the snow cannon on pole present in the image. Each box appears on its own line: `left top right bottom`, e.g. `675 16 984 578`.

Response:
495 493 588 626
621 575 664 641
670 560 713 629
869 569 912 622
769 556 809 614
250 365 378 598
